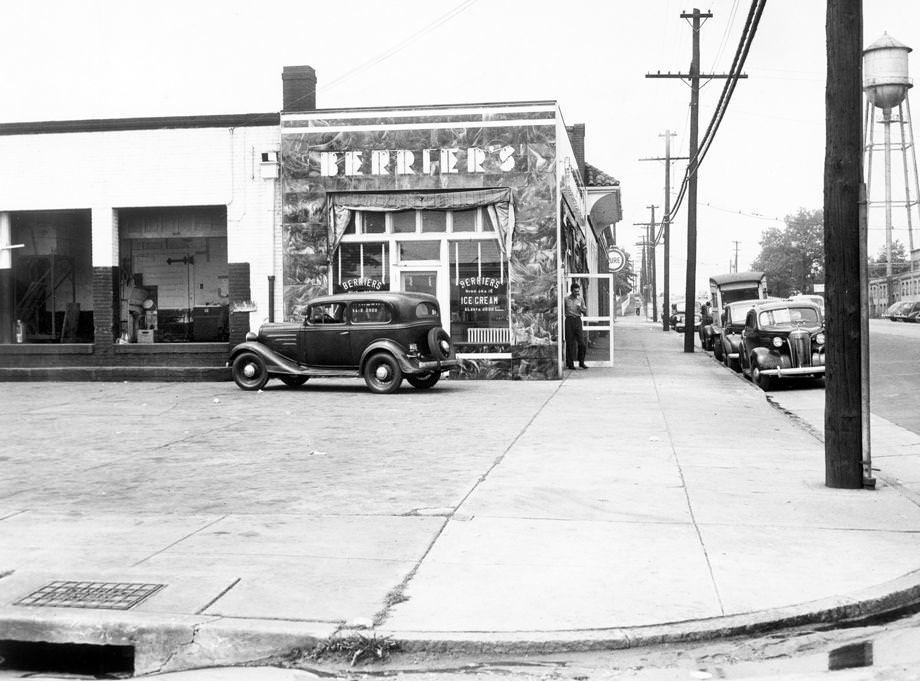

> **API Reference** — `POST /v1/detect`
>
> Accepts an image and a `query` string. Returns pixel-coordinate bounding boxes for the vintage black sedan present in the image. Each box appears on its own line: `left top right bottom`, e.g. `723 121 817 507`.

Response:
739 300 825 391
228 292 457 394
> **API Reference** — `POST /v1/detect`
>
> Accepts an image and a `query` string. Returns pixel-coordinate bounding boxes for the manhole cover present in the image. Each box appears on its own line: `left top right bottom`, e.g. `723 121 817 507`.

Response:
14 581 166 610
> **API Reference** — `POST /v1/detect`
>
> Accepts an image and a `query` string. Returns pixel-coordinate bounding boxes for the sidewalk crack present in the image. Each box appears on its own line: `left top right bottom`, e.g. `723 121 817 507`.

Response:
645 352 726 615
131 514 228 567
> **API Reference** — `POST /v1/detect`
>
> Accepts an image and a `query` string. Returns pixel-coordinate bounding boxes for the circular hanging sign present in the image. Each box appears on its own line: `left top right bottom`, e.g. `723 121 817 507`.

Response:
607 246 627 273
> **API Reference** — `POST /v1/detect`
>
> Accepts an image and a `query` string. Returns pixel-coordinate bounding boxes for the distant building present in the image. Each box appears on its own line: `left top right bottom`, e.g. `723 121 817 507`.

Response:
868 248 920 315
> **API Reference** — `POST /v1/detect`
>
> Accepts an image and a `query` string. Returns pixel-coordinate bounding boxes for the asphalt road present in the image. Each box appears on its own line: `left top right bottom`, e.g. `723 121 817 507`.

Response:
869 318 920 435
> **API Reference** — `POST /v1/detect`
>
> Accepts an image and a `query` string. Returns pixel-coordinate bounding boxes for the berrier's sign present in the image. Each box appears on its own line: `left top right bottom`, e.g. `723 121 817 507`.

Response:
458 277 506 314
318 145 519 177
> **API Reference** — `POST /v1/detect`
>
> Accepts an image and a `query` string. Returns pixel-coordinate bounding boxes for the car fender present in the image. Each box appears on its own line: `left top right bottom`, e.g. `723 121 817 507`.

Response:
360 339 413 373
229 341 305 376
750 346 779 369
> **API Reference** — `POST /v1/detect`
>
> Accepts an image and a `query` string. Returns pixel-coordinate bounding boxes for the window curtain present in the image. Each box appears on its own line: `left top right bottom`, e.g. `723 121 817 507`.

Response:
328 188 515 256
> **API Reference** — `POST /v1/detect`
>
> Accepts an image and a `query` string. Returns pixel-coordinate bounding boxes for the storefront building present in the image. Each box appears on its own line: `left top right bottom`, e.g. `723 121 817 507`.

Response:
0 66 620 380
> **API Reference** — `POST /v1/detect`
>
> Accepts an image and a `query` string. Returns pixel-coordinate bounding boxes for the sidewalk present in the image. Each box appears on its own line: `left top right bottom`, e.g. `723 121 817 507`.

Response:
2 317 920 674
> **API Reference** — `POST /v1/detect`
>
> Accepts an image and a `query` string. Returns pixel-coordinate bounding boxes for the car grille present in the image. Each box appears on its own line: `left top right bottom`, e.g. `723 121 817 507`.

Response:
787 330 812 368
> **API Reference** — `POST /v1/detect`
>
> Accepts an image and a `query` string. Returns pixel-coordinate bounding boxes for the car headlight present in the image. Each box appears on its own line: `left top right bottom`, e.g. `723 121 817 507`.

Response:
245 331 258 342
772 336 783 348
815 333 825 345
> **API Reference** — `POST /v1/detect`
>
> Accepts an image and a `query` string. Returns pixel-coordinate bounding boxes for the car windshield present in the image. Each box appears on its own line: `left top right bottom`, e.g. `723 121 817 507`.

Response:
758 306 820 328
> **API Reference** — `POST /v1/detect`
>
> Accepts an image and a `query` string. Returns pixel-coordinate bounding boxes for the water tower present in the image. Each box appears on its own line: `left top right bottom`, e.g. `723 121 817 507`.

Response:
863 32 917 307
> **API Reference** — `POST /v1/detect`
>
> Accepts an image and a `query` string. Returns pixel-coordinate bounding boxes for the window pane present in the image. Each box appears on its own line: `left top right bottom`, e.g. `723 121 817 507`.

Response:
392 210 416 233
363 212 386 234
399 241 440 261
482 209 496 231
339 243 361 280
362 242 388 282
308 303 346 324
344 212 357 235
351 301 391 324
452 208 477 232
421 210 447 233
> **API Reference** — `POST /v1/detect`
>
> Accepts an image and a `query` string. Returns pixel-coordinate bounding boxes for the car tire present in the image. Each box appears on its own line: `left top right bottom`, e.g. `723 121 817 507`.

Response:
279 375 309 387
232 352 269 391
427 327 452 360
751 360 773 391
407 372 440 389
364 352 403 394
713 339 723 362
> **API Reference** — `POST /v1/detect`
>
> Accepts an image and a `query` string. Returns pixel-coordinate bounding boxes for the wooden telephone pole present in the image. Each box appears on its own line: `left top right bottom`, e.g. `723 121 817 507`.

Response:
825 0 870 489
640 132 689 331
634 205 658 321
648 8 744 352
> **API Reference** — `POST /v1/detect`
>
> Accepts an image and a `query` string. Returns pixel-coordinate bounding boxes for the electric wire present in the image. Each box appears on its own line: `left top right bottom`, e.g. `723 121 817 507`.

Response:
666 0 767 225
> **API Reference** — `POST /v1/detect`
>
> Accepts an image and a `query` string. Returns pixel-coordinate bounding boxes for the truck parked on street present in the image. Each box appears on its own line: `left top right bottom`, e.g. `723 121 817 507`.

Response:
702 271 769 357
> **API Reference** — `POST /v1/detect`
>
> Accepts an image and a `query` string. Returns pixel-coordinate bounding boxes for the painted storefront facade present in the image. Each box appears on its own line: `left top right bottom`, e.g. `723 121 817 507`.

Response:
280 102 595 380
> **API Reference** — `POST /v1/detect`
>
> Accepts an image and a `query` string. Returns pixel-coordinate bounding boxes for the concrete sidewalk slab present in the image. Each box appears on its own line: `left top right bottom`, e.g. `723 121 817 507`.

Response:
2 318 920 673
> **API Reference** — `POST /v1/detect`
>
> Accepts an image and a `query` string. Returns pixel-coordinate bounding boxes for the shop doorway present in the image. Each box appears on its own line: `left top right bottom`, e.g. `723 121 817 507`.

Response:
565 273 615 367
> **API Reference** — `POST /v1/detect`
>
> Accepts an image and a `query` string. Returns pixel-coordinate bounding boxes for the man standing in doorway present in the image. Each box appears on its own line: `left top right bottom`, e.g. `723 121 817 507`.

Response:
565 281 588 370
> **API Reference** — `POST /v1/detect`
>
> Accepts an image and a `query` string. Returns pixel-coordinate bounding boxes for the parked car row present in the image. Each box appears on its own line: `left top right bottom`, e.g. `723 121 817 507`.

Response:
882 300 920 322
705 298 826 391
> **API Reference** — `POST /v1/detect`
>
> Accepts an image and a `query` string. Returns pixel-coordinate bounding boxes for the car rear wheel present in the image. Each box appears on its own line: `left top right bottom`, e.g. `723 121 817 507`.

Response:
232 352 269 391
407 372 440 389
279 375 309 387
364 352 403 394
713 339 723 361
751 360 773 391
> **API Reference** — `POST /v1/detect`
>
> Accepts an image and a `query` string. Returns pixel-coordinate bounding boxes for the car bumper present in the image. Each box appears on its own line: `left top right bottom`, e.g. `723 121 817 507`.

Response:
406 357 459 374
759 366 825 377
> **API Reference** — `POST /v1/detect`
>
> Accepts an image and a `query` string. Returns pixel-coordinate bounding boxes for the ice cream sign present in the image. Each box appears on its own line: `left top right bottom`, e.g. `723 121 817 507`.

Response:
318 145 519 177
458 277 506 314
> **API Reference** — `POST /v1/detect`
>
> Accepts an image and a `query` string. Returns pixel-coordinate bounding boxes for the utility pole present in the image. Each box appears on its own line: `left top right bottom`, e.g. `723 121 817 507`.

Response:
825 0 868 489
732 240 741 273
648 8 744 353
633 206 658 320
640 131 688 331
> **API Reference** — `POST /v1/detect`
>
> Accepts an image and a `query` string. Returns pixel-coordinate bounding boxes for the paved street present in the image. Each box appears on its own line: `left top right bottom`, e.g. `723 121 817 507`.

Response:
2 316 920 675
868 319 920 435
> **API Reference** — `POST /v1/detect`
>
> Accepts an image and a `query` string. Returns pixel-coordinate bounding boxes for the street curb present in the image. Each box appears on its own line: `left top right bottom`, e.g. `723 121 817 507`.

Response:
371 568 920 655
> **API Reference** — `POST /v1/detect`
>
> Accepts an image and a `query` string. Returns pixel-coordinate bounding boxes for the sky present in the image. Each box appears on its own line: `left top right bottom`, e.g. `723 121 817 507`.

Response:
1 0 916 301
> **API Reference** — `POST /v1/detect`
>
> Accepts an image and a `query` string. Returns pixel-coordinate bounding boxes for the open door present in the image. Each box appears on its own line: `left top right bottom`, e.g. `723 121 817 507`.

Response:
564 273 615 367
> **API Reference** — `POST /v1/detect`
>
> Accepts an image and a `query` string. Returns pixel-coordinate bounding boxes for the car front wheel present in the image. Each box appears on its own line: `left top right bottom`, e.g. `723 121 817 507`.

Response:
232 352 269 391
751 360 773 391
407 372 440 389
364 353 403 394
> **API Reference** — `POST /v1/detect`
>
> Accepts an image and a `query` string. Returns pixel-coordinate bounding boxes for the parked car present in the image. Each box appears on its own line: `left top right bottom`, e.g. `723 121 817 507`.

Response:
891 300 920 322
715 298 772 371
228 291 458 394
739 300 825 391
673 312 701 333
883 300 914 321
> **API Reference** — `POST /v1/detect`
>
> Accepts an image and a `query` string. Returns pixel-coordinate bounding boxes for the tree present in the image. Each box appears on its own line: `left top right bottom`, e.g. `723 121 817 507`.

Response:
868 239 910 277
750 208 825 297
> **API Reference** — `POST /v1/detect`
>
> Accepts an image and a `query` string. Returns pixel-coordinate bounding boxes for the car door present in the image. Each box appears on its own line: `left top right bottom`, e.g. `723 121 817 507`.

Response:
302 302 352 367
347 300 393 358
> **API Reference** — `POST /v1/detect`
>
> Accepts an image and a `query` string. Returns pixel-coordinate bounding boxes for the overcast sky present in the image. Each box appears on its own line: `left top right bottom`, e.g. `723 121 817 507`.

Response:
1 1 916 298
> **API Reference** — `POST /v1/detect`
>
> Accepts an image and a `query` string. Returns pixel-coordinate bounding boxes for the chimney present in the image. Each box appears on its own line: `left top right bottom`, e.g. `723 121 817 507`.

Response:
566 123 586 180
282 65 317 112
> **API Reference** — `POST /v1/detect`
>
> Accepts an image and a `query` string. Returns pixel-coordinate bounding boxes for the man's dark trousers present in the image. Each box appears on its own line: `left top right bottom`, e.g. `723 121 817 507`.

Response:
565 315 586 367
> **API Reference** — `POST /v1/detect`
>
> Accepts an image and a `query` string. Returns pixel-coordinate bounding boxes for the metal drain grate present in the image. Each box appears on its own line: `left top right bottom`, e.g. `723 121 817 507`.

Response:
14 581 166 610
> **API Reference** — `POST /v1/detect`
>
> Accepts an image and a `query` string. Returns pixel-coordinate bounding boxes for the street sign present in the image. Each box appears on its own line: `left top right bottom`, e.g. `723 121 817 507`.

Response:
607 246 627 273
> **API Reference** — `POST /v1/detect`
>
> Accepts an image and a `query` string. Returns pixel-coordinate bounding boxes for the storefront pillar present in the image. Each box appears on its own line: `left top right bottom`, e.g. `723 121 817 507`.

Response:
228 262 251 346
91 207 118 356
0 213 12 343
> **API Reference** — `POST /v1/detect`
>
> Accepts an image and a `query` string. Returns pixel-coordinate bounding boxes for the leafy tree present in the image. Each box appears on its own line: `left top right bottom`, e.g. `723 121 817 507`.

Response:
750 208 824 297
868 239 910 277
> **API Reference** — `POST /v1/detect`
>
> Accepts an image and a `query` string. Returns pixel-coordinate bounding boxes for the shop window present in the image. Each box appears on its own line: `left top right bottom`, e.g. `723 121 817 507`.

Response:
392 210 416 233
334 241 389 293
421 211 447 233
10 210 94 343
452 209 477 232
343 212 357 235
449 239 508 353
399 241 440 261
118 206 228 343
363 212 386 234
